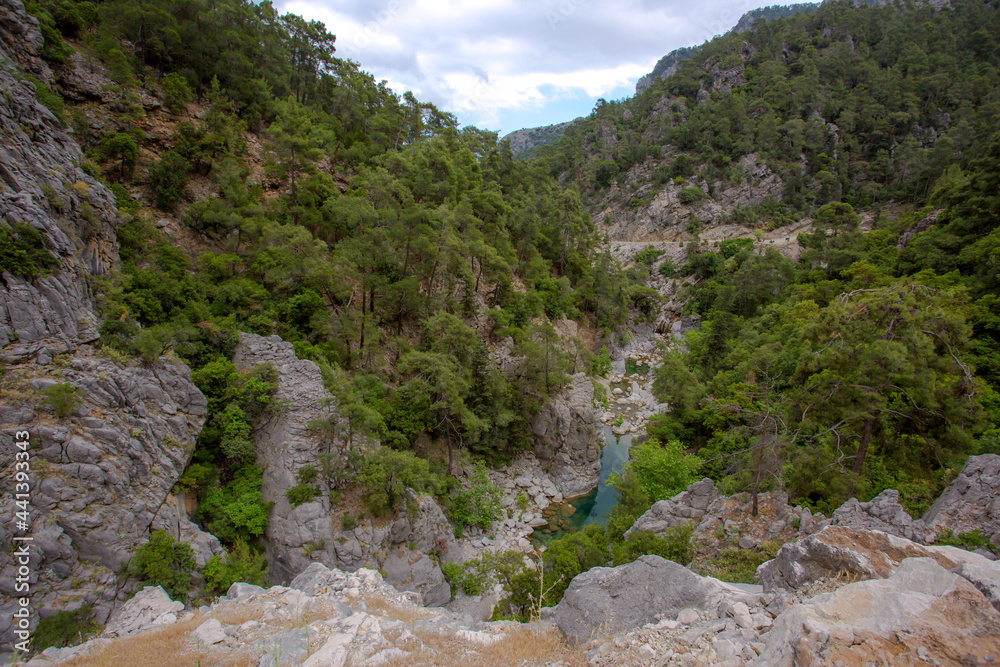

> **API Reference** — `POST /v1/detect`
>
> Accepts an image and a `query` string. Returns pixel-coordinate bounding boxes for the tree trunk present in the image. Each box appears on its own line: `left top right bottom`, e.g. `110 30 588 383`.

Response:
853 418 874 475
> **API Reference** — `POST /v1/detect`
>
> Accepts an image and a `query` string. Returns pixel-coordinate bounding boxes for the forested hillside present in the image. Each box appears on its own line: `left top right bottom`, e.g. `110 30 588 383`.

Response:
11 0 644 594
538 0 1000 514
7 0 1000 641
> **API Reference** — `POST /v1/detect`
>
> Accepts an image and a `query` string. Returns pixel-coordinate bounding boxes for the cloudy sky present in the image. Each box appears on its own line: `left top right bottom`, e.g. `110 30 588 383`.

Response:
277 0 777 136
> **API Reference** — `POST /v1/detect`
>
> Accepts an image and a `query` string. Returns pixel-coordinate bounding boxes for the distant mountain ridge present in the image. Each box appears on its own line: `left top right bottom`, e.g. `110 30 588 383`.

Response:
502 3 820 157
501 118 580 158
635 3 820 94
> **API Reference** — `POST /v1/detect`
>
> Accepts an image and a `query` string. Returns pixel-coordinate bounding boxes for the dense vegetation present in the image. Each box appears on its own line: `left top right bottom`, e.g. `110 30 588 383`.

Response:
23 0 641 601
20 0 1000 615
540 0 1000 514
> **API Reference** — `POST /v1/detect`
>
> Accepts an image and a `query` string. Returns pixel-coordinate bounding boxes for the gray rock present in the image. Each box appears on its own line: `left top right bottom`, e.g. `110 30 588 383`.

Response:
381 551 450 607
258 626 317 667
102 587 184 638
226 582 267 601
192 619 226 645
954 560 1000 612
827 489 927 542
754 558 1000 666
542 555 751 646
758 525 990 593
923 454 1000 552
530 373 602 496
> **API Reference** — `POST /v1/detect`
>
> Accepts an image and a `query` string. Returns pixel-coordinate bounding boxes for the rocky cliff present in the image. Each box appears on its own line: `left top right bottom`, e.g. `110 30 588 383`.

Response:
0 0 211 654
232 333 458 605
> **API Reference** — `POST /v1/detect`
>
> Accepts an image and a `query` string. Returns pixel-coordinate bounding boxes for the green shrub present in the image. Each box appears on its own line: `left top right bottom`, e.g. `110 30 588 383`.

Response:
298 465 318 484
203 538 267 596
445 462 502 534
197 466 273 545
131 530 196 601
357 448 440 517
148 151 190 210
32 605 100 653
100 132 138 179
678 186 707 205
703 540 782 584
936 529 992 553
286 483 320 508
43 383 83 418
658 259 676 277
341 514 357 530
0 222 59 280
612 525 693 566
161 73 193 114
634 247 663 267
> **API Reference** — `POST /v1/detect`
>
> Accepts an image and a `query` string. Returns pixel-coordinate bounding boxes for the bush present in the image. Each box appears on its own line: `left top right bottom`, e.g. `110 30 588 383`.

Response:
357 448 439 517
678 186 707 205
613 525 693 566
43 383 83 418
32 605 100 653
445 462 502 534
131 530 196 601
203 539 267 596
286 483 320 508
704 540 781 583
197 466 273 545
100 132 138 179
161 73 193 114
148 151 190 210
0 222 59 280
341 514 357 530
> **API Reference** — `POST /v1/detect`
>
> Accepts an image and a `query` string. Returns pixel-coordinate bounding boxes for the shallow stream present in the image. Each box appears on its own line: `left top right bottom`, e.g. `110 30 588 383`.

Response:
532 425 633 543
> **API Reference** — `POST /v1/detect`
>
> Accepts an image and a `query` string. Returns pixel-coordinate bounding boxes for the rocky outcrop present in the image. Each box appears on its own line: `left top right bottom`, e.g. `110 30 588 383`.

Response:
29 564 521 667
0 350 207 650
0 0 120 355
923 453 1000 552
530 373 602 496
233 333 341 584
827 488 927 542
625 478 807 570
233 334 456 604
543 555 756 646
757 525 985 593
594 153 785 243
102 586 186 638
755 557 1000 666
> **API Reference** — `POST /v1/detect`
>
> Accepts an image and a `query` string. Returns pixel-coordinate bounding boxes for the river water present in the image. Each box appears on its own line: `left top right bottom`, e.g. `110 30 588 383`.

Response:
532 425 633 543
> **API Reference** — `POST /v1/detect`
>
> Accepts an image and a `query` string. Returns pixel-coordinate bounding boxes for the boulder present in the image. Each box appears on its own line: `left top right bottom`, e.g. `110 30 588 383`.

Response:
755 558 1000 666
923 454 1000 552
192 619 226 645
758 525 988 593
380 551 450 607
542 555 751 646
827 489 927 542
102 587 185 638
624 478 721 538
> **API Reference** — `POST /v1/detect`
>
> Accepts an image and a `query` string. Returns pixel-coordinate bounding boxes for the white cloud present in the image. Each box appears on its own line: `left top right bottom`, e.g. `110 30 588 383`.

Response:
278 0 778 132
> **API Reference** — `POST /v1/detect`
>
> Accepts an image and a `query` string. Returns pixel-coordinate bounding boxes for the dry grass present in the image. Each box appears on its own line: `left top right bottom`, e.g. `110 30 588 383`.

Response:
385 625 587 667
360 596 437 625
54 613 247 667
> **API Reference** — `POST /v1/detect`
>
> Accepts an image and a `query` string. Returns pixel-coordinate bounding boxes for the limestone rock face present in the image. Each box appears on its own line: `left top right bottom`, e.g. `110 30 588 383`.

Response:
103 586 185 638
757 525 988 593
542 555 753 646
233 334 454 604
0 351 207 648
923 454 1000 553
755 558 1000 666
0 0 120 355
233 333 343 584
827 488 927 542
530 373 602 496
